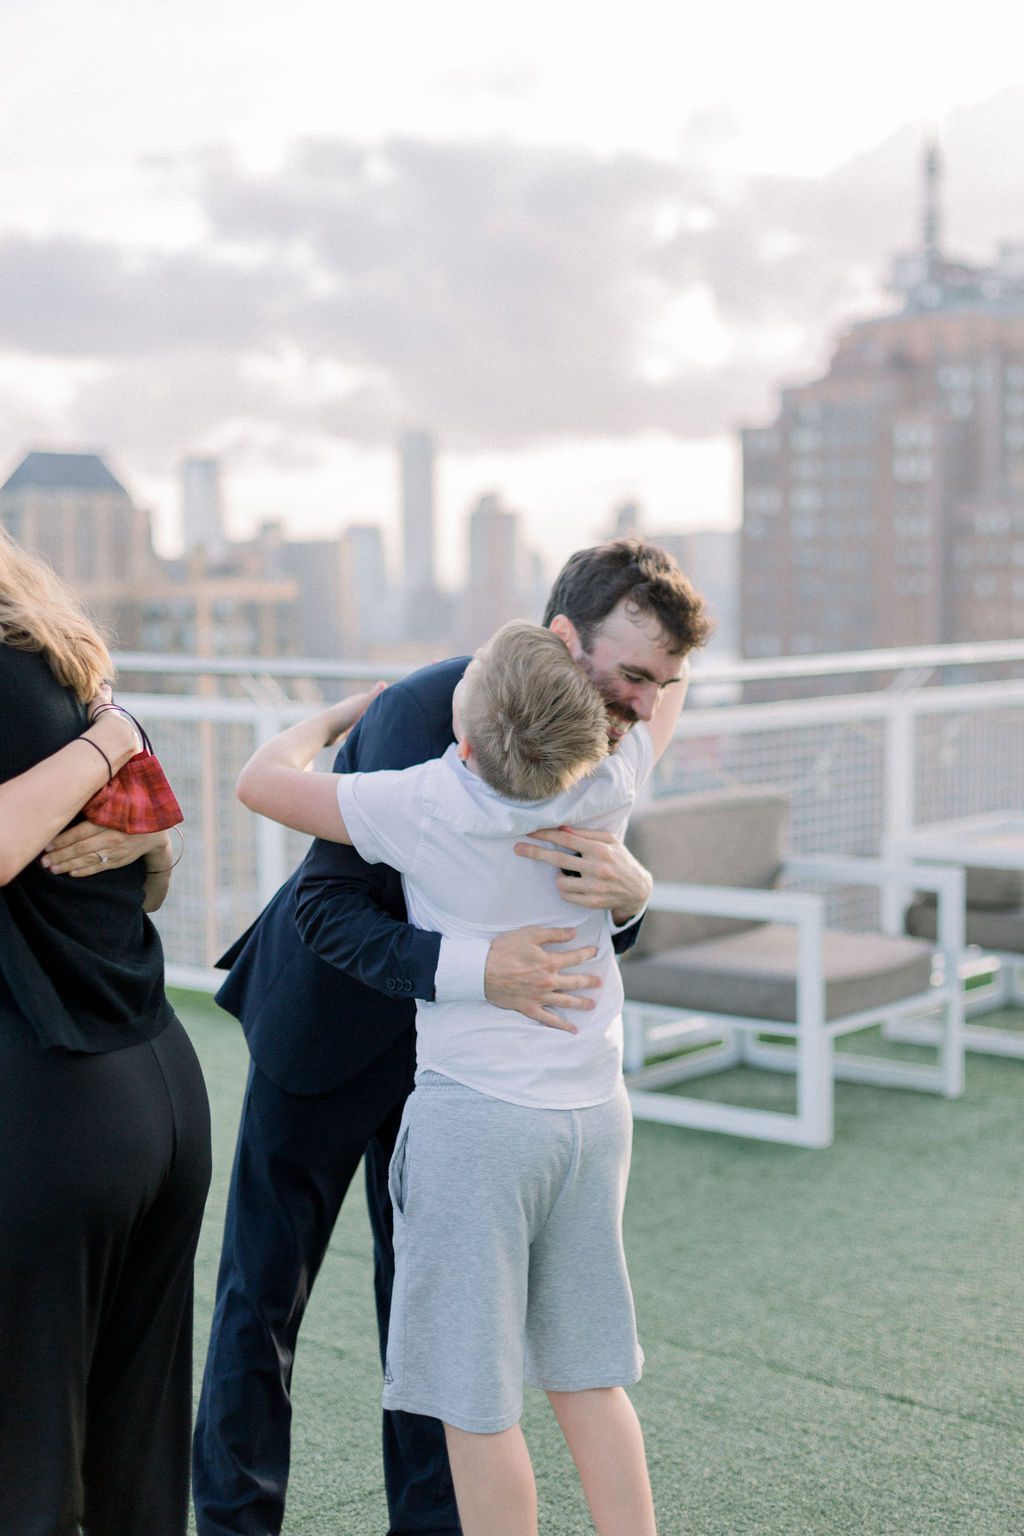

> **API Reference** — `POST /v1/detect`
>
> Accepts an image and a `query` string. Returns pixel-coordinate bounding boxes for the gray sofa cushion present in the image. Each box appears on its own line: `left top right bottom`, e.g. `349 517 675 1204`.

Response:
625 787 789 955
621 924 935 1023
961 865 1024 909
905 897 1024 953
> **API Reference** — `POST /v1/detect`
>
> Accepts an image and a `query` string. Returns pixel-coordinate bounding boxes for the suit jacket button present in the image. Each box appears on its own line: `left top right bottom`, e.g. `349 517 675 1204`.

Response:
386 979 396 992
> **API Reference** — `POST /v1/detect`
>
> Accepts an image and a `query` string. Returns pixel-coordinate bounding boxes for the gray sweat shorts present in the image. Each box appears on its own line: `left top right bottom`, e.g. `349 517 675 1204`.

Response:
382 1072 643 1433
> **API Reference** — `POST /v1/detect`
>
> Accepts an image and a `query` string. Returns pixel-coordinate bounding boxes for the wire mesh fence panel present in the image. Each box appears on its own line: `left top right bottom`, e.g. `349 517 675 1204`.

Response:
115 662 1024 977
914 705 1024 826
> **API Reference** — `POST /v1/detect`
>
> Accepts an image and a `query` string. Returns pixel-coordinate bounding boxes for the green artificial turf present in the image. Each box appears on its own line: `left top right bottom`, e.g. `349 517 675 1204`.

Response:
178 990 1024 1536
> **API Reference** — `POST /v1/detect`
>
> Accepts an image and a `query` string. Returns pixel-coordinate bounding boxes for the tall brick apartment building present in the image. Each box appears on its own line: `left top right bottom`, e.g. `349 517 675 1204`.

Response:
742 144 1024 660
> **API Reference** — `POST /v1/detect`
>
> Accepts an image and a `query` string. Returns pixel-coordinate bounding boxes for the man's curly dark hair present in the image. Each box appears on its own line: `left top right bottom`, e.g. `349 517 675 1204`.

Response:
542 537 713 656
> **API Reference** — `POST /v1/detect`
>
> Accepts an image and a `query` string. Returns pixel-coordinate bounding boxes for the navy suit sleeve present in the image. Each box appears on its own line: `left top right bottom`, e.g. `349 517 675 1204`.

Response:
612 915 644 955
294 671 457 1002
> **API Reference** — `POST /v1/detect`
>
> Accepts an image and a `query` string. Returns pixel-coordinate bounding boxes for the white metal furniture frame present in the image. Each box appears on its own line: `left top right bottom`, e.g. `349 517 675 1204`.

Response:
624 857 965 1150
887 811 1024 1060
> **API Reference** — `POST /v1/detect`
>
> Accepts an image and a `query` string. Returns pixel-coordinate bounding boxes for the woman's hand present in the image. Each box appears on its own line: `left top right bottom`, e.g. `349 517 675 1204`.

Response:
40 825 171 877
86 683 114 720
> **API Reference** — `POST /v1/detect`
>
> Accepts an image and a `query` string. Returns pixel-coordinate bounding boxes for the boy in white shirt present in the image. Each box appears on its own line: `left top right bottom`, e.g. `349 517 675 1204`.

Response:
238 619 688 1536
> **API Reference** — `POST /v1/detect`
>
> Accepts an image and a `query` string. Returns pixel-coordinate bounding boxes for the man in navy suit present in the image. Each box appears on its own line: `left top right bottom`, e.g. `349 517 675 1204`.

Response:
192 538 710 1536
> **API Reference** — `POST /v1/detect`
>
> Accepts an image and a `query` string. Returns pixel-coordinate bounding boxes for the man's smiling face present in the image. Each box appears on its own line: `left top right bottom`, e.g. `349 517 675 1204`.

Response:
552 600 688 750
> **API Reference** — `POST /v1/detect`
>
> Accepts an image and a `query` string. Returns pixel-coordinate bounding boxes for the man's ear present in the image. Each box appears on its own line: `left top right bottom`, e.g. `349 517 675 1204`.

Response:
456 737 472 762
548 613 582 659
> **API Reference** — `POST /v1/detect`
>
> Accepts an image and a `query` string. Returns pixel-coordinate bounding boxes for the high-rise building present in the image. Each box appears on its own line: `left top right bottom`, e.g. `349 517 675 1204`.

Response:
0 450 159 646
181 457 226 564
0 449 297 663
612 500 644 539
460 492 548 649
398 430 440 634
741 142 1024 661
649 528 739 658
400 431 435 585
339 524 399 655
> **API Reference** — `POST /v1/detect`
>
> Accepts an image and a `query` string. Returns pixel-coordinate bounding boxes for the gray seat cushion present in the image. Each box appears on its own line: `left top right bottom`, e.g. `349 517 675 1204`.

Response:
961 865 1024 909
906 897 1024 953
621 924 935 1023
625 787 789 955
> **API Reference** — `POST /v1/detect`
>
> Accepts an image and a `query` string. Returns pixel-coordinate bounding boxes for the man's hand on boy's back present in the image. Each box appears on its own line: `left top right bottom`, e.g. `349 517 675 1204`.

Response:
483 926 601 1032
514 827 653 927
483 829 652 1028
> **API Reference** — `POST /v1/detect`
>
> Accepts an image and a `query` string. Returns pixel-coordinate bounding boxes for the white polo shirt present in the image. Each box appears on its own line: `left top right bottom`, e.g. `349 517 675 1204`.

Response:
335 725 653 1109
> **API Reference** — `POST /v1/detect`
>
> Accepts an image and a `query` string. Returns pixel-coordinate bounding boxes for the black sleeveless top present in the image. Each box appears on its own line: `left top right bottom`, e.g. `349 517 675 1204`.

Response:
0 645 172 1052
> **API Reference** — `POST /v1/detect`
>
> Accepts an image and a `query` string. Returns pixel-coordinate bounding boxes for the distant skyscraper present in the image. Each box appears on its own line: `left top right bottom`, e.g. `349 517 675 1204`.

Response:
399 430 450 642
400 431 436 590
612 500 643 539
647 528 739 659
460 492 548 648
181 456 226 563
741 142 1024 662
340 524 399 654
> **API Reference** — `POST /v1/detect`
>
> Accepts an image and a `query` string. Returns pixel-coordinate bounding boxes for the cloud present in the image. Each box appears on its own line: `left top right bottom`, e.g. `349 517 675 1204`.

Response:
0 235 300 355
3 88 1024 468
192 134 806 442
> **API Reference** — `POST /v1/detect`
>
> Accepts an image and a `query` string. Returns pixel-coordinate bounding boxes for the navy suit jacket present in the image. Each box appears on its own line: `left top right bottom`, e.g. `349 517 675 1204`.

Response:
216 656 643 1097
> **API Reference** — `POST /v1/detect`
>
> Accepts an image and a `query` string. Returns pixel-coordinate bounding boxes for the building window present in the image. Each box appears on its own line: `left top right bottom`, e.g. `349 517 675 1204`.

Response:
892 419 933 448
892 455 933 483
938 365 973 390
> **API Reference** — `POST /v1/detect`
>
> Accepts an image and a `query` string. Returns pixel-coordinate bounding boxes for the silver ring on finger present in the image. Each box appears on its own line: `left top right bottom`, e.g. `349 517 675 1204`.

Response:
97 851 109 864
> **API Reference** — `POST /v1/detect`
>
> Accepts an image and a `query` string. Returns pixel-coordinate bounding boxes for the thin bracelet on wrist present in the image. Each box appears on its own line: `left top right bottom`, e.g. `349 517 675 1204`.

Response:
147 826 184 873
77 735 114 784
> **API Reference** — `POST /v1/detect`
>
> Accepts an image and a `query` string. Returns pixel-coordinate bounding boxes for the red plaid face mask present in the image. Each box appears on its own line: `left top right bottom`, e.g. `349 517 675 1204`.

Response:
83 714 184 835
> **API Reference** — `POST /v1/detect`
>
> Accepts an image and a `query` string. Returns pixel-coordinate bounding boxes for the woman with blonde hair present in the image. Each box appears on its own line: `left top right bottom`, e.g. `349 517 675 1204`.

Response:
0 527 211 1536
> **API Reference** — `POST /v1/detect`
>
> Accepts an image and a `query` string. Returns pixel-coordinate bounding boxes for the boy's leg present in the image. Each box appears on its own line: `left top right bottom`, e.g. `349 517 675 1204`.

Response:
442 1423 537 1536
525 1084 653 1533
547 1387 657 1536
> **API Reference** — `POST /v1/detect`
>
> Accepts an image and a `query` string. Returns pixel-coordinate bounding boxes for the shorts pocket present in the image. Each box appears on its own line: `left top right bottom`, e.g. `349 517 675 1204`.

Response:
388 1121 411 1219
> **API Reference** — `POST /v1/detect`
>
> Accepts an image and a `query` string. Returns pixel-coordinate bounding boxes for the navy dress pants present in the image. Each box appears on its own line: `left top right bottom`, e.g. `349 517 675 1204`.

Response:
192 1032 459 1536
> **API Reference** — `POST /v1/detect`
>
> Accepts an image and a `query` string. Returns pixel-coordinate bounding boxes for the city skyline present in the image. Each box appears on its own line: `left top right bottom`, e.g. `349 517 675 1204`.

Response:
2 6 1023 578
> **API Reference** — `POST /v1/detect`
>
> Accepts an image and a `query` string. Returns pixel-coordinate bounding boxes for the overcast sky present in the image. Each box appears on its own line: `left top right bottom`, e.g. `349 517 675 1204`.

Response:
2 0 1023 581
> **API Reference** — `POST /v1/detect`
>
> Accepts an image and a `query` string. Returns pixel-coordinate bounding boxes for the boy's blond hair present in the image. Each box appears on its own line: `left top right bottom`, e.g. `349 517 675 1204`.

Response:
460 620 608 802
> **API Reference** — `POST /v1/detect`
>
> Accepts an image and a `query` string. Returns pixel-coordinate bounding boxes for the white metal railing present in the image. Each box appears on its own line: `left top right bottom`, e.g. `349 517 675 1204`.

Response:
114 636 1024 686
111 641 1024 990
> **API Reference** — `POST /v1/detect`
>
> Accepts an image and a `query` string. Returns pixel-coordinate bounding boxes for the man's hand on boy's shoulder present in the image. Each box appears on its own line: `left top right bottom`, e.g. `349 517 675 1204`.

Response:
514 827 653 925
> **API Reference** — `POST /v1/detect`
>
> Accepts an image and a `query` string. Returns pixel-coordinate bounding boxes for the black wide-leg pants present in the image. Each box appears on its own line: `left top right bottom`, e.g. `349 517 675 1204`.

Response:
0 1014 212 1536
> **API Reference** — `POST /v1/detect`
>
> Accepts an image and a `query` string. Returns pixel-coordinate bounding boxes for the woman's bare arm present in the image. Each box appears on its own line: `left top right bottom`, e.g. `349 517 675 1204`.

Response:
0 706 140 885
